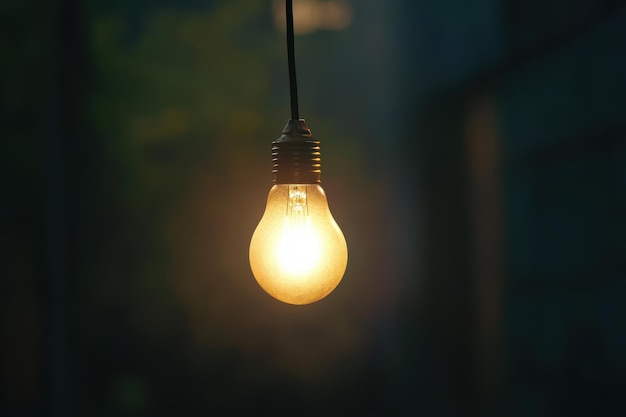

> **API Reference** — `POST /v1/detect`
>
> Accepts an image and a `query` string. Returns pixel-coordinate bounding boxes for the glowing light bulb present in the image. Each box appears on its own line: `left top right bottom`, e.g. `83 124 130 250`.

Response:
249 118 348 304
250 184 348 305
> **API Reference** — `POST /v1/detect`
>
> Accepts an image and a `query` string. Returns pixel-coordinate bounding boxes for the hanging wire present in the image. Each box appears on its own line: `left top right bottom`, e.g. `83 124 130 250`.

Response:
286 0 300 121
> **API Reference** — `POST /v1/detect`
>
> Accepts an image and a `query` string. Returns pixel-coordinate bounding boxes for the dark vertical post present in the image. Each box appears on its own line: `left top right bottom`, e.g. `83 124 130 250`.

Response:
43 0 69 412
42 0 85 415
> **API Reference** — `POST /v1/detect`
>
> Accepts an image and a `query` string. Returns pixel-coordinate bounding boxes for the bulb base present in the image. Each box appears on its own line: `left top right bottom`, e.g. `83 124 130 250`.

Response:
272 119 321 184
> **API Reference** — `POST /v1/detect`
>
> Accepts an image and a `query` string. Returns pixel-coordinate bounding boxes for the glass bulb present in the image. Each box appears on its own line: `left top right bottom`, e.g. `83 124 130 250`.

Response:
249 184 348 305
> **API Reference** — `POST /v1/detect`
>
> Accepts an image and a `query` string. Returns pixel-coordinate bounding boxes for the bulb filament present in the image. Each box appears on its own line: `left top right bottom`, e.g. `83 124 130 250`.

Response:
277 185 321 276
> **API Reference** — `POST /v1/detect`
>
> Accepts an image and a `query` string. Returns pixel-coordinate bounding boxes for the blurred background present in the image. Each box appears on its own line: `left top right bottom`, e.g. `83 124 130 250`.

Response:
1 0 625 416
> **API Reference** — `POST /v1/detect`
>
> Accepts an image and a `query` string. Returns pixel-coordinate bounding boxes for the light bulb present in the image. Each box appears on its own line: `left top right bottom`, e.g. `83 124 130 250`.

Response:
249 119 348 305
250 184 347 305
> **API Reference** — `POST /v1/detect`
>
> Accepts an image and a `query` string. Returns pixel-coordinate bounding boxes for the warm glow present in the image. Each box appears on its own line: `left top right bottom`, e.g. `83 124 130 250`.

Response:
273 0 353 34
276 217 321 276
250 184 348 305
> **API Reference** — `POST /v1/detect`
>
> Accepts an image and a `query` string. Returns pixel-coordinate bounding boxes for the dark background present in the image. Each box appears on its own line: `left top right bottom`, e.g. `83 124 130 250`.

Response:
2 0 625 416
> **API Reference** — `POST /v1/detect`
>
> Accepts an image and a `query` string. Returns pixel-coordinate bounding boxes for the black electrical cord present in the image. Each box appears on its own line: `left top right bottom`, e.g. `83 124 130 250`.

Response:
272 1 320 184
286 0 299 121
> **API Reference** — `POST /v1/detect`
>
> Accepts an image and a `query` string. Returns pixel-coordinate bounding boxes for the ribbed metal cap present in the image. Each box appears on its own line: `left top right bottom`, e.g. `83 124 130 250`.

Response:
272 119 321 184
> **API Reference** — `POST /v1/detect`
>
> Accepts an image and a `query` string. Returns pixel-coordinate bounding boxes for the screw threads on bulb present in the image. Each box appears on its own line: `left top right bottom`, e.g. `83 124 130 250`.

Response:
272 140 321 184
272 119 321 184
